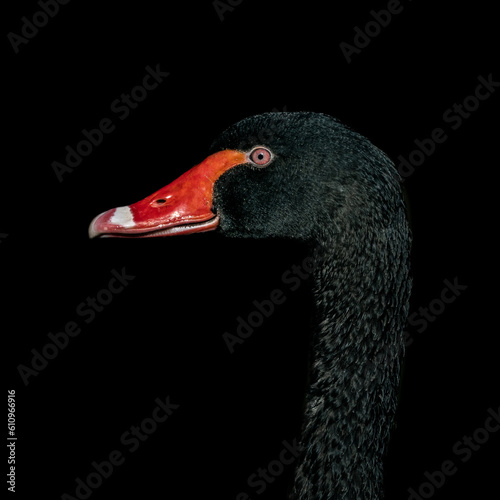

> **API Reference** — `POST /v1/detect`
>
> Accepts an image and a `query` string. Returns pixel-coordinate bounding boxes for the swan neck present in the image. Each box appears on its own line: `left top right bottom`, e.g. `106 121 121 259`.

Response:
292 230 411 499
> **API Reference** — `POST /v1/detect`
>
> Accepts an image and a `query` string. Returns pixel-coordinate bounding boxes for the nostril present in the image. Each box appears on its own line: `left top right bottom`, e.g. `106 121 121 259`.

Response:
156 199 167 205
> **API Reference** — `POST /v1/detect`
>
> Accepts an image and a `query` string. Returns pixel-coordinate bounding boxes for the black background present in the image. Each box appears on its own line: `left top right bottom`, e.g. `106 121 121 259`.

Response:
4 1 498 499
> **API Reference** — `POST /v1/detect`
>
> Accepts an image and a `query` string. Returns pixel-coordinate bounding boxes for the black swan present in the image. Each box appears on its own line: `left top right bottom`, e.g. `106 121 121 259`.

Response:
88 112 412 499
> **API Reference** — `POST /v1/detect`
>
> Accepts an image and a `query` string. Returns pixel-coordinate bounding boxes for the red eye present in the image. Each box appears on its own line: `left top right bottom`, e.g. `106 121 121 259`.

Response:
250 147 272 166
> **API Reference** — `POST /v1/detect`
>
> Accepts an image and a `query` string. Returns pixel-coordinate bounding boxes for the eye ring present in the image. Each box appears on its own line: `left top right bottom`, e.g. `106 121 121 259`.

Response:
249 147 273 167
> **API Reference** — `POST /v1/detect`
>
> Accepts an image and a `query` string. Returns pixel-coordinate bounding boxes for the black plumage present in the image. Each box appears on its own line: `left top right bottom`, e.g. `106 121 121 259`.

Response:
210 112 412 499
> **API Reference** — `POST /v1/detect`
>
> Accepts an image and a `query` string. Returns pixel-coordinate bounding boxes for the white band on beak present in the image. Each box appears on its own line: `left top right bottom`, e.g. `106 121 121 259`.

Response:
110 206 135 228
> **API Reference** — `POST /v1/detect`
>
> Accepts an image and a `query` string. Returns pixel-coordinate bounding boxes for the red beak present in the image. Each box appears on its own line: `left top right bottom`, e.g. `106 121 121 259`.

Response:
88 150 247 238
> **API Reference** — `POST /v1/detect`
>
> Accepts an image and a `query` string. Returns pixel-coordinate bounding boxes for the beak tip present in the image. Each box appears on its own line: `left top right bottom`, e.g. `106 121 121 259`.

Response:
89 206 136 239
88 213 102 239
88 209 114 239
